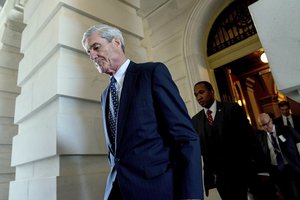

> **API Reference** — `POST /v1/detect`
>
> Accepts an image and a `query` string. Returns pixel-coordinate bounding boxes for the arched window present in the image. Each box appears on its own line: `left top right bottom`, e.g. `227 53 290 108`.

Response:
207 0 258 56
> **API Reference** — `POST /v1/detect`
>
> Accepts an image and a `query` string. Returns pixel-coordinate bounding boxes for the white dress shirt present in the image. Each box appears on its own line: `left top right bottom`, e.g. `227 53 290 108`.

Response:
203 100 217 120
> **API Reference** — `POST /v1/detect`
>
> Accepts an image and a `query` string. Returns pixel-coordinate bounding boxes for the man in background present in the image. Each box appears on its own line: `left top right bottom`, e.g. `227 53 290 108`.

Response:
191 81 264 200
273 101 300 133
257 113 300 200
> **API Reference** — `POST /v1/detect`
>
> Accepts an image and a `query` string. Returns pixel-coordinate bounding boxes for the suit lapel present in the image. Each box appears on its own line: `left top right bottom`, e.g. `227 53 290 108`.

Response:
116 62 137 149
198 111 206 137
101 87 113 149
215 102 224 138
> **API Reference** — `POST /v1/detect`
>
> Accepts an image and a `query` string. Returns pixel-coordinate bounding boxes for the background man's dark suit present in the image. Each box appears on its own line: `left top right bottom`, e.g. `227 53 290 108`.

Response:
273 100 300 134
273 114 300 133
192 101 259 199
101 62 203 200
256 124 300 200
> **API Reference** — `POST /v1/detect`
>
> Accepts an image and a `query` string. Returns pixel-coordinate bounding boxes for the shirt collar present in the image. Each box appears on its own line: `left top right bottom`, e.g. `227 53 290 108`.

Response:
204 100 217 115
111 59 130 85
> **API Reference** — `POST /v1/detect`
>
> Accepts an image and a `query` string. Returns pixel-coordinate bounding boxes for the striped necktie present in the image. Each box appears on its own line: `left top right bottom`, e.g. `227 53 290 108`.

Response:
108 77 118 149
270 132 285 171
207 109 214 126
286 117 292 127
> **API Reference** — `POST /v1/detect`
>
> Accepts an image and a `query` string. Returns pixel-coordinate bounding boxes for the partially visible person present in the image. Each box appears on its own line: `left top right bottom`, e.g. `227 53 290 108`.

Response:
257 113 300 200
191 81 265 200
273 101 300 133
81 24 203 200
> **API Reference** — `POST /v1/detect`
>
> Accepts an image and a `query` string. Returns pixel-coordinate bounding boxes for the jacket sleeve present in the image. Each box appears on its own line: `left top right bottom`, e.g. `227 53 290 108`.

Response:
151 63 204 199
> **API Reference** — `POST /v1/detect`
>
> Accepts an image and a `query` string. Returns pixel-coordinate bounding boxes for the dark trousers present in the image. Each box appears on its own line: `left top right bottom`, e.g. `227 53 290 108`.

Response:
216 174 248 200
108 180 123 200
270 165 300 200
249 175 280 200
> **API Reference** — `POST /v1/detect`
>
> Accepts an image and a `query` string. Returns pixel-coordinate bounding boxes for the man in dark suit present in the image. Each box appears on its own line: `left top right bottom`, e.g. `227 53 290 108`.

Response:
81 24 203 200
273 101 300 133
191 81 263 200
257 113 300 200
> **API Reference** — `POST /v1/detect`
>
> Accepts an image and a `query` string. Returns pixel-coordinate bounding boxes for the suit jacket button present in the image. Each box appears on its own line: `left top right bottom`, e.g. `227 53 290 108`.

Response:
115 158 120 162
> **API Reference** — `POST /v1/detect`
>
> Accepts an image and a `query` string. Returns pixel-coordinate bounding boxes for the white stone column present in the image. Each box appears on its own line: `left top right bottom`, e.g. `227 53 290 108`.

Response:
9 0 145 200
0 0 24 199
249 0 300 103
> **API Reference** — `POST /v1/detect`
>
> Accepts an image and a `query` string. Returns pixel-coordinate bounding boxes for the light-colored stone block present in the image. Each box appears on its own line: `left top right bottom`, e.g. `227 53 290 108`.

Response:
2 26 22 48
147 1 195 47
0 92 17 118
11 155 108 200
14 163 34 181
57 173 106 200
0 118 18 145
16 46 108 122
123 32 147 62
61 0 143 38
18 16 60 85
165 55 187 81
19 7 105 86
11 100 58 166
120 0 140 9
22 0 61 51
0 174 15 183
9 180 29 200
10 176 57 200
0 182 9 200
28 177 56 200
23 0 43 24
15 156 59 180
0 146 14 173
22 0 143 52
0 49 23 70
13 96 106 166
153 32 183 62
0 67 20 94
57 113 105 155
0 174 15 200
56 48 108 101
60 156 109 176
5 9 25 33
16 51 58 122
57 97 106 155
14 83 35 123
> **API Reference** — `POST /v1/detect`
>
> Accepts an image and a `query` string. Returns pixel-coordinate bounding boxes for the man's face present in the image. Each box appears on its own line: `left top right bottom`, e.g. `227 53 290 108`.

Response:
279 105 291 117
259 115 273 133
84 32 120 75
194 83 215 108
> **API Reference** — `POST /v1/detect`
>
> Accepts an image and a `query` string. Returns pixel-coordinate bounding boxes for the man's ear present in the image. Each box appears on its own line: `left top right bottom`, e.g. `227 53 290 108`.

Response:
112 37 122 48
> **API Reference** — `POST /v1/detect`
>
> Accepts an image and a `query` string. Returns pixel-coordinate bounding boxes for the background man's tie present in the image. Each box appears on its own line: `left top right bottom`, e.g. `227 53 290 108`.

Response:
270 132 285 171
207 109 214 126
108 77 118 149
286 117 292 127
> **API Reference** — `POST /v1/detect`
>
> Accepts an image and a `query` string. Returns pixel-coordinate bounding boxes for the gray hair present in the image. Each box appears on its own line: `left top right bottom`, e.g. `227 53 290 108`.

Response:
81 24 125 53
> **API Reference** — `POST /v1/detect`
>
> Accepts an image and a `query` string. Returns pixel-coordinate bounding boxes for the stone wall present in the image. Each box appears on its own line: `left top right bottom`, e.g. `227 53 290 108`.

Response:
0 0 24 199
10 0 146 199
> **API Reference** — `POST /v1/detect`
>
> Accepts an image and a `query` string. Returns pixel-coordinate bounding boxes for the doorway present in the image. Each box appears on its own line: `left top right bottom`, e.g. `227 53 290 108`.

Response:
214 48 276 129
213 48 300 130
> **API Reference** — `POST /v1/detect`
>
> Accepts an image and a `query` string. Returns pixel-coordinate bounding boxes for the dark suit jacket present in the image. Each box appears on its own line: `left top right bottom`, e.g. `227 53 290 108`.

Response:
256 125 300 175
273 114 300 134
192 102 262 192
101 61 203 200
